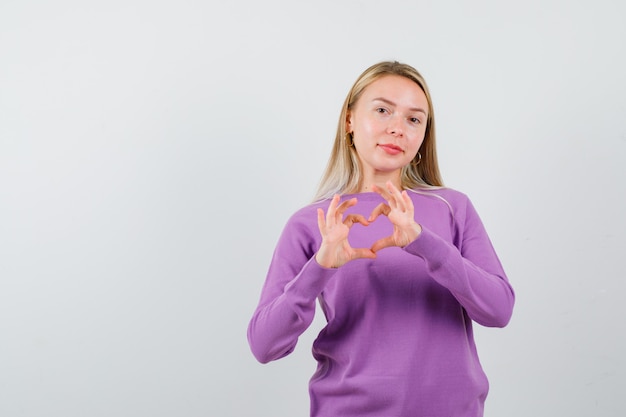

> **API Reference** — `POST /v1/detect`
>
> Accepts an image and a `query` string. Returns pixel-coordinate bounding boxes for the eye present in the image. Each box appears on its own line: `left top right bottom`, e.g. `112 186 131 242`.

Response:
376 107 389 114
409 117 421 124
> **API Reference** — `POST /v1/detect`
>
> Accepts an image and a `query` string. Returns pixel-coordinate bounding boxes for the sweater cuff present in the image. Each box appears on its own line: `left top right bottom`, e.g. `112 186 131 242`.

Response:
403 226 451 270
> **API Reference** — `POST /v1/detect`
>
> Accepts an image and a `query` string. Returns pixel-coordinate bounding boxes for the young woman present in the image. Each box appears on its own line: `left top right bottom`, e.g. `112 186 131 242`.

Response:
247 61 515 417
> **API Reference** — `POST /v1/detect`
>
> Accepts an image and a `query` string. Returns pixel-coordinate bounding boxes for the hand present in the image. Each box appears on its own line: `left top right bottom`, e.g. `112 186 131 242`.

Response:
315 195 377 268
369 181 422 252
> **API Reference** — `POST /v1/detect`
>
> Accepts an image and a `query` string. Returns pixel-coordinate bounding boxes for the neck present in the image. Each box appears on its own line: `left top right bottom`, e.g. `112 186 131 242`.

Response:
358 170 402 193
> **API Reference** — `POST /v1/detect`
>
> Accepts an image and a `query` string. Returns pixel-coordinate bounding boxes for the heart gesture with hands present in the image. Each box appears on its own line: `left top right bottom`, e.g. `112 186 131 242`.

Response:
368 182 423 252
315 181 422 269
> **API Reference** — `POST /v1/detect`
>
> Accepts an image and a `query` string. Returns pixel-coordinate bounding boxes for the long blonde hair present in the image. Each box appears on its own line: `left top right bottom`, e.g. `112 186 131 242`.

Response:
313 61 444 201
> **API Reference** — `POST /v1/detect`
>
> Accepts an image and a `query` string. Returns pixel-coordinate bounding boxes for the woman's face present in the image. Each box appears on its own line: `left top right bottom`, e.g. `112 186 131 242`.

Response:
347 75 428 181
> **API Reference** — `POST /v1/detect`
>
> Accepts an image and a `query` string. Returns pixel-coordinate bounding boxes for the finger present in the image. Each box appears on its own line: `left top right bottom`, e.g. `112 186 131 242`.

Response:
351 247 377 260
372 184 400 212
400 190 414 213
325 194 341 226
371 236 396 253
371 184 391 201
344 213 369 227
368 203 390 222
335 197 357 217
385 181 401 194
378 182 401 210
386 181 405 210
316 208 326 234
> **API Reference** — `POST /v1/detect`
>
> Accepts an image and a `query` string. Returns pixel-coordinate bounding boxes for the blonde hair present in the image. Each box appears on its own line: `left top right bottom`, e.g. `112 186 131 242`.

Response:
313 61 444 201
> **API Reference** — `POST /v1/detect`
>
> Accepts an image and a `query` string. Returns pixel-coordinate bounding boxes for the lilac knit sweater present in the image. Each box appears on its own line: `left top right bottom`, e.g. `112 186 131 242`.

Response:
248 188 514 417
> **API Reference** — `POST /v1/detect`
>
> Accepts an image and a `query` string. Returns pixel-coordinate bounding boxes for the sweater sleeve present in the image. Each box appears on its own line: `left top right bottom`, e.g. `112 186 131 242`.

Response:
404 197 515 328
247 215 334 364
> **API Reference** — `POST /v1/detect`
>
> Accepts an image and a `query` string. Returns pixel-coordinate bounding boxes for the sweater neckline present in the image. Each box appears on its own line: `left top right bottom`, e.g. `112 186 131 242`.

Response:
339 192 383 201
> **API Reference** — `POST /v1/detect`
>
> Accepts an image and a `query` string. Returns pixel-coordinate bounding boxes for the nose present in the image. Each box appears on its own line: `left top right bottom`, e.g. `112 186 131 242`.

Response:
387 114 404 136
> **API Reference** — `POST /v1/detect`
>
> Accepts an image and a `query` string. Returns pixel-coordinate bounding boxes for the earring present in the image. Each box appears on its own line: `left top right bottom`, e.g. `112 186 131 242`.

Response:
346 132 354 147
411 151 422 167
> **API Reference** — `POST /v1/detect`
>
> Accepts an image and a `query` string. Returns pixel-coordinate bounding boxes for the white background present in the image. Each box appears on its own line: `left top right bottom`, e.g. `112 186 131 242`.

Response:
1 0 624 416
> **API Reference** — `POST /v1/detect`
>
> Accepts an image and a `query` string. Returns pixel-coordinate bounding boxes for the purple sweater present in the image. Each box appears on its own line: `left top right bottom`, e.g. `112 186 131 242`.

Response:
248 188 514 417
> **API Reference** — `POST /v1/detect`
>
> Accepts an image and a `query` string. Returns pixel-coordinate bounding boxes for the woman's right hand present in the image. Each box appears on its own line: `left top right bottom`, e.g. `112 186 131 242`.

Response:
315 195 377 268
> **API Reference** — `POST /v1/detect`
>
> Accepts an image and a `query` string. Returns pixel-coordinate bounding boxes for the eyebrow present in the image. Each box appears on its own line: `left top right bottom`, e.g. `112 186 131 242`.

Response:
372 97 427 115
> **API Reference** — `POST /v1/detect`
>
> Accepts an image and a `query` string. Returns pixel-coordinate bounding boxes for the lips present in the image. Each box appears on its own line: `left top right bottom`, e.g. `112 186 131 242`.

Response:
378 143 403 155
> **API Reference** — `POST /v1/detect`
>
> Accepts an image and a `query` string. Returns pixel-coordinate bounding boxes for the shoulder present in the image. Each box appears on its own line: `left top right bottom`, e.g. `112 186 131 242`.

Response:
408 188 488 245
280 199 330 238
288 199 329 224
273 200 330 257
407 187 474 214
410 186 469 201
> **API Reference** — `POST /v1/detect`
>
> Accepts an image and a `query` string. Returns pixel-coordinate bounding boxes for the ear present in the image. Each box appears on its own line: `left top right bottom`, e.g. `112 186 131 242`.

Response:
346 110 353 133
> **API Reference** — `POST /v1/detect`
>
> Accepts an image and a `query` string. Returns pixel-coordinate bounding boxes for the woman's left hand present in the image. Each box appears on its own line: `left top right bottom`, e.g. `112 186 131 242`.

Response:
369 181 422 252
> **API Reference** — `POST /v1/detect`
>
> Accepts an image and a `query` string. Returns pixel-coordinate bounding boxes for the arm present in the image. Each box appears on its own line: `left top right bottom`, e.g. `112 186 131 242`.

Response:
404 198 515 327
248 197 376 363
247 210 338 364
367 182 514 327
247 250 336 363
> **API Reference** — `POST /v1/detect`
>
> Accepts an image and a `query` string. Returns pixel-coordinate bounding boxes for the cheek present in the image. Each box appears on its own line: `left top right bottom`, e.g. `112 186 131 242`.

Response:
354 117 381 139
410 129 426 148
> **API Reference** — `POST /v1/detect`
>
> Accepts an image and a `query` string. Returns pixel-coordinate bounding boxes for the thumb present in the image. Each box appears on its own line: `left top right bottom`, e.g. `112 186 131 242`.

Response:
368 202 389 222
351 247 377 260
371 236 395 253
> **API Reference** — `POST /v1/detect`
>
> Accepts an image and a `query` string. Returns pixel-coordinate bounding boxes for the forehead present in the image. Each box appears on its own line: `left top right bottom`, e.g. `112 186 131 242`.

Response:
359 74 428 109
